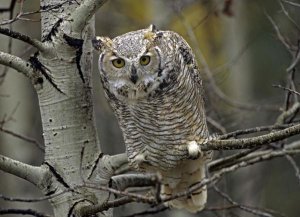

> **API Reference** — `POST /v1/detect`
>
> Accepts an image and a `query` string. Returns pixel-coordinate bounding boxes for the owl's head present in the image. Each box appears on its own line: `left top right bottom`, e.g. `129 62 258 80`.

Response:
93 25 174 102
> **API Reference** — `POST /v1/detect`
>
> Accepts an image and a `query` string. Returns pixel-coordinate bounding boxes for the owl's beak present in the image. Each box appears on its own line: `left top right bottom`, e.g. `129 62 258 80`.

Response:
130 65 138 84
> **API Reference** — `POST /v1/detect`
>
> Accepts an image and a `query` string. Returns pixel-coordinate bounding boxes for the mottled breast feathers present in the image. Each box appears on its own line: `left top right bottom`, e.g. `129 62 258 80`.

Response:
94 25 210 213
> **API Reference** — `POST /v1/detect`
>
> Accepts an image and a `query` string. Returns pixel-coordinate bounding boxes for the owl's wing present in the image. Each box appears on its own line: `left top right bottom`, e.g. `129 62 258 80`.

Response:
161 31 204 93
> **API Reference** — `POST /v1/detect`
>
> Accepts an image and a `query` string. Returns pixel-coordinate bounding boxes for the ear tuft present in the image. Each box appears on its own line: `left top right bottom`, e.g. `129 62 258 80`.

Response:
92 36 113 52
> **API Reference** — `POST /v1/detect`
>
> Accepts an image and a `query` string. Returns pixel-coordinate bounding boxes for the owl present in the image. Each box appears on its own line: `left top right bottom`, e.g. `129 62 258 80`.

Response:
93 25 211 213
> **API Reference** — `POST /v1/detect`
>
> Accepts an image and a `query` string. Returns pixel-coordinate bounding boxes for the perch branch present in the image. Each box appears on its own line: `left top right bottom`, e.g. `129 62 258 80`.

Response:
203 123 300 150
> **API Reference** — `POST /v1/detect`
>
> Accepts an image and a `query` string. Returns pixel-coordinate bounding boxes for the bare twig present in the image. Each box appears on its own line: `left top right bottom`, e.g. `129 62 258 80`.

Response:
79 197 133 216
266 12 294 55
276 102 300 125
219 122 298 139
0 27 48 52
0 126 44 151
213 185 274 217
285 155 300 184
279 0 300 31
84 183 156 204
0 190 70 203
0 1 72 26
209 148 260 172
121 206 169 217
282 0 300 8
0 208 51 217
178 9 278 112
165 147 300 204
203 123 300 151
273 84 300 97
207 116 227 134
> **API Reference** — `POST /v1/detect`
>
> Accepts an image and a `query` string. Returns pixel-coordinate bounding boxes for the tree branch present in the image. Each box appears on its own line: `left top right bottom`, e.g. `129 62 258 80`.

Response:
176 9 278 112
0 51 34 78
110 174 160 191
0 154 46 186
203 123 300 151
79 197 133 217
68 0 108 35
0 27 49 53
165 147 300 204
0 126 44 151
0 208 51 217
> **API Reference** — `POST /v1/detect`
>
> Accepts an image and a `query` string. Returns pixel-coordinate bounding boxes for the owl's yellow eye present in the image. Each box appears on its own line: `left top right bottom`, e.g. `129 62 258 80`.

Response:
112 58 125 68
140 56 151 66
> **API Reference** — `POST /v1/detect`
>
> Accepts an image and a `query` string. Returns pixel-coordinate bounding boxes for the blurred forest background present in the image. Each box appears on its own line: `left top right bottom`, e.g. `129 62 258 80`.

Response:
0 0 300 216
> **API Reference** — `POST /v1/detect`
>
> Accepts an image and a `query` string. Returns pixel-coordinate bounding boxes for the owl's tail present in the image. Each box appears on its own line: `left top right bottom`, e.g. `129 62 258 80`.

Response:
161 158 207 213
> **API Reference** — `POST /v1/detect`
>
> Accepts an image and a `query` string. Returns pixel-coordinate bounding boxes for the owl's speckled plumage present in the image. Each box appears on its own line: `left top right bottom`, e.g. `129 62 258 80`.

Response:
94 25 211 213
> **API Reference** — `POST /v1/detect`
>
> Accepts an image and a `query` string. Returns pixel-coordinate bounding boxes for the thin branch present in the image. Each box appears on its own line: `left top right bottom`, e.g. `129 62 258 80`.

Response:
207 116 227 134
279 0 300 31
213 185 274 217
121 206 169 217
219 122 298 139
273 84 300 97
177 10 278 112
0 51 34 78
0 209 51 217
265 12 294 55
0 27 49 52
287 50 300 72
0 190 69 203
208 148 260 172
0 1 71 26
67 0 108 35
0 154 46 186
80 142 300 213
276 102 300 124
84 183 155 203
79 197 133 216
285 155 300 184
164 147 300 204
110 174 160 191
213 143 300 170
282 0 300 8
0 126 44 151
203 123 300 151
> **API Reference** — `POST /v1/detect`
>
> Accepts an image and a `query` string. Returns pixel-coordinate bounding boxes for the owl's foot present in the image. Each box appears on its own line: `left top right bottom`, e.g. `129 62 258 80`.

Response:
187 141 203 160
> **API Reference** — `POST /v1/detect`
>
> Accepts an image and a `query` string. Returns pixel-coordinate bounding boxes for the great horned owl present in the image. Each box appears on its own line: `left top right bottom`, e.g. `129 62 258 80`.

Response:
93 25 211 213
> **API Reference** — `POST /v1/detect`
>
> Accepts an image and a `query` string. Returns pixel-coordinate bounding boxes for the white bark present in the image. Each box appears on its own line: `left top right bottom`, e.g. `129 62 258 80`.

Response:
0 0 119 216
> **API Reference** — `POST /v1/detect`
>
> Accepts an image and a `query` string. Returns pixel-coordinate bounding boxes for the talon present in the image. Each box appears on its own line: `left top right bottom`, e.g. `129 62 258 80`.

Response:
135 154 146 164
187 141 201 159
